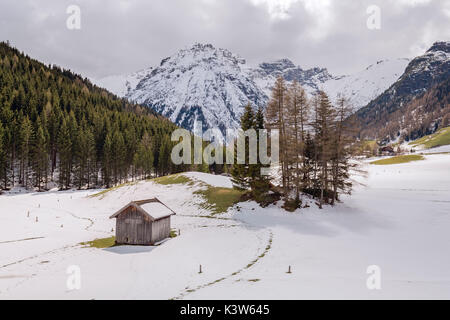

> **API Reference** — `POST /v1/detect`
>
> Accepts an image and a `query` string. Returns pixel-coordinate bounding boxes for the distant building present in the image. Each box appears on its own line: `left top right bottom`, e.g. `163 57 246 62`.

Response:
110 198 176 245
379 146 395 156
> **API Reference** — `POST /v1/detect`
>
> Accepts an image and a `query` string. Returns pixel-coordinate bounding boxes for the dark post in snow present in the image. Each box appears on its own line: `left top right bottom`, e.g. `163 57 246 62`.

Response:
199 265 202 274
287 266 292 274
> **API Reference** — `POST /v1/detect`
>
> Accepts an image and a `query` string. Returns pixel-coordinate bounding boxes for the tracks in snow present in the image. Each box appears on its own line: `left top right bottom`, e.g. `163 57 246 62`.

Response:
171 230 273 300
0 237 45 244
0 243 79 269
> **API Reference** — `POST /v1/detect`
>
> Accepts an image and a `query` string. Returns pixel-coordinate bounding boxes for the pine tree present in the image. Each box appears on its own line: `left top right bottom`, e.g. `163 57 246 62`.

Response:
158 135 172 176
0 122 5 189
231 103 255 190
32 120 48 191
85 128 97 189
102 131 113 188
57 118 72 189
19 116 33 188
133 132 154 179
249 106 271 203
0 104 13 189
111 130 126 185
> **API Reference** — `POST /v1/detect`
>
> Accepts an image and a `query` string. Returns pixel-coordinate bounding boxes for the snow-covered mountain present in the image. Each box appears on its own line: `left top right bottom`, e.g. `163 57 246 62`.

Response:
322 58 410 111
125 43 267 134
356 41 450 140
94 43 409 134
97 67 153 97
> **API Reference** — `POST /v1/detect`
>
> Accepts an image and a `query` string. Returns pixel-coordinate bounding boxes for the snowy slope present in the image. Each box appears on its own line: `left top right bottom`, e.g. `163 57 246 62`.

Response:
1 155 450 299
322 58 409 110
94 67 153 97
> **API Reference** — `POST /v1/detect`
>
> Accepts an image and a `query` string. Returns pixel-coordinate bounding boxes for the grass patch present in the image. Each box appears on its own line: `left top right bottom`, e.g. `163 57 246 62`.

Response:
90 181 138 198
151 174 193 186
194 186 245 215
409 127 450 149
80 236 116 248
170 229 178 238
90 174 192 198
370 154 425 165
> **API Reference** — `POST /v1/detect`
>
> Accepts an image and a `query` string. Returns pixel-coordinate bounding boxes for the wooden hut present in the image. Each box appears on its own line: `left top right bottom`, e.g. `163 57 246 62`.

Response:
109 198 176 245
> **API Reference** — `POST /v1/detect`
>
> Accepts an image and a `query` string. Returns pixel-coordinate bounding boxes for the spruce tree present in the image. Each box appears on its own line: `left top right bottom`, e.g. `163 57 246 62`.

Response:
32 120 48 191
19 116 33 188
0 122 5 189
111 130 126 184
102 131 114 188
85 128 96 189
57 118 72 189
0 104 13 189
249 106 271 203
231 103 255 190
133 132 154 179
158 135 172 176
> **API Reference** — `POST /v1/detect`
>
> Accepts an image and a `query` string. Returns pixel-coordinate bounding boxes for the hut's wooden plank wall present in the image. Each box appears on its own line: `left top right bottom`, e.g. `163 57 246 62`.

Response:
151 216 171 244
116 206 152 245
114 205 171 245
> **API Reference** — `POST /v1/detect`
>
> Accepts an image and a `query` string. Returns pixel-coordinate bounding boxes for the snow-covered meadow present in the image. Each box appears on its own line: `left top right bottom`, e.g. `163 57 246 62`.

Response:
1 154 449 299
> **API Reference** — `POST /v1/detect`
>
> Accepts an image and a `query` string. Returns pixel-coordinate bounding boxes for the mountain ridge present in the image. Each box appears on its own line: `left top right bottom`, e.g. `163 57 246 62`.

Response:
356 41 450 141
94 43 413 134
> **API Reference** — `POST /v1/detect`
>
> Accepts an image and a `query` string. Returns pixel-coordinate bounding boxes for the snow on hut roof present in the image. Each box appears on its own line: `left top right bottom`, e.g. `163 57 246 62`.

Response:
140 202 174 220
110 198 176 221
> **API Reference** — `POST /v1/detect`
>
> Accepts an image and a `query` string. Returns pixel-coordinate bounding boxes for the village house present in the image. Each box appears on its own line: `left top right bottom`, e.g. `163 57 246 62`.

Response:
379 145 395 156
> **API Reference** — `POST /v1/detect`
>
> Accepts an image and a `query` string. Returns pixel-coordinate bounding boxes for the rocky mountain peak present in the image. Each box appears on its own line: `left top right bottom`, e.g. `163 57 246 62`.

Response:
258 58 297 74
426 41 450 54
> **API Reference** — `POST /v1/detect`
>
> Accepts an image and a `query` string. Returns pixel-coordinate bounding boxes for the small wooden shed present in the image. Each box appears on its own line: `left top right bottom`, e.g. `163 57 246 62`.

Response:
109 198 176 245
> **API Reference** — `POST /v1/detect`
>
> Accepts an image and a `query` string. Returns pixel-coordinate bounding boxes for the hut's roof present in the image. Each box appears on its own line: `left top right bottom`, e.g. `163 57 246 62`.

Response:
109 198 176 221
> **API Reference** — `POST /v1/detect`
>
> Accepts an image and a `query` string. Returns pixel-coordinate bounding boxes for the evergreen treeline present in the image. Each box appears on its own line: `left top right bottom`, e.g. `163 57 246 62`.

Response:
0 41 186 191
231 77 359 210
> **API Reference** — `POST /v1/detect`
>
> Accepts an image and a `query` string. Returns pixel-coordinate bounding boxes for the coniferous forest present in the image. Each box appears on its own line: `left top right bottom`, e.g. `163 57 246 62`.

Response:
0 41 186 191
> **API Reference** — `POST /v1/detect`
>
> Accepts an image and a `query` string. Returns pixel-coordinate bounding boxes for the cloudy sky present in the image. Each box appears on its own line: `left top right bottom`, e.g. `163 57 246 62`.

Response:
0 0 449 79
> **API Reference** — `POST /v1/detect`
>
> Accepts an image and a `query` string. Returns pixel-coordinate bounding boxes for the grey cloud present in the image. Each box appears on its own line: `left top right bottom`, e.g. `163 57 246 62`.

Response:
0 0 448 78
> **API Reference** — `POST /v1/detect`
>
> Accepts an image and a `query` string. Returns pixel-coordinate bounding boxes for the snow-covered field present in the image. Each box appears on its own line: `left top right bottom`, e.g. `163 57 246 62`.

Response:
1 154 450 299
